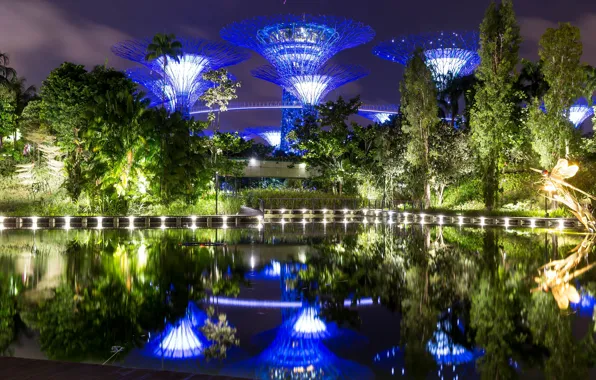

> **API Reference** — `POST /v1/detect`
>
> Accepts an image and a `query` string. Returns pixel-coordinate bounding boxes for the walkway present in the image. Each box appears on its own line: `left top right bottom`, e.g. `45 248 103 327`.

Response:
0 357 243 380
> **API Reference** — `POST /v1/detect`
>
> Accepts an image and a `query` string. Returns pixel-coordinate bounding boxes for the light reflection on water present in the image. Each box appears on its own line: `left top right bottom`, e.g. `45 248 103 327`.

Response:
1 225 595 379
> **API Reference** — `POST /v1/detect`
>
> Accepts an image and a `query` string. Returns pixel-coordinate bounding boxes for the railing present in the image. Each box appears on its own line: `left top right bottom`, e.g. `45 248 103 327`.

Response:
190 101 400 115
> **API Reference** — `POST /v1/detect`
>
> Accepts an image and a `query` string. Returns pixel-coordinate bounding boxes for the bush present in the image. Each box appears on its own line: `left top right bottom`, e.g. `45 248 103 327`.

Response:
243 188 363 210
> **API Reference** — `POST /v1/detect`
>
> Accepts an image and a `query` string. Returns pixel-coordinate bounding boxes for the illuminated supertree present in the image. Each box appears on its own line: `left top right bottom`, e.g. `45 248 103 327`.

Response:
112 38 248 116
145 302 210 360
568 97 594 128
221 15 374 151
245 127 282 149
373 31 480 90
252 63 368 109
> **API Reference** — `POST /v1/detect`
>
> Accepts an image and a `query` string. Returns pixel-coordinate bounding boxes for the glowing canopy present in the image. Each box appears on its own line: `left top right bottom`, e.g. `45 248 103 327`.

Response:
112 38 248 115
252 63 369 105
374 31 480 88
221 15 374 74
568 98 594 128
426 320 476 365
147 303 209 360
358 110 397 124
245 128 282 149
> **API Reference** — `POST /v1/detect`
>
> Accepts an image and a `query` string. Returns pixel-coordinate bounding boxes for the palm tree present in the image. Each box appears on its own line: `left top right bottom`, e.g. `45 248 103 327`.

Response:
144 34 182 110
0 52 16 85
438 74 477 127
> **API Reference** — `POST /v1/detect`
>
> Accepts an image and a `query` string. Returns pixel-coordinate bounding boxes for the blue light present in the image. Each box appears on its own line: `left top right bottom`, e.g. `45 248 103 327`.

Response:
146 303 209 360
358 110 397 124
245 128 282 149
568 98 594 128
221 15 375 75
290 307 328 339
374 31 480 89
252 63 369 106
112 38 248 116
571 291 596 316
426 320 476 366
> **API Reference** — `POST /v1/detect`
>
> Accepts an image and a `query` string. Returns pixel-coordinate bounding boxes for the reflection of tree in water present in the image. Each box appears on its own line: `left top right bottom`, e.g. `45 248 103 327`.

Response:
13 229 246 362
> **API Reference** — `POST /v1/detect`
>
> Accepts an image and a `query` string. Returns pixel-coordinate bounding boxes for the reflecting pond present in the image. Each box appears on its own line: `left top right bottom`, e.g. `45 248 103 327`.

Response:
1 224 596 379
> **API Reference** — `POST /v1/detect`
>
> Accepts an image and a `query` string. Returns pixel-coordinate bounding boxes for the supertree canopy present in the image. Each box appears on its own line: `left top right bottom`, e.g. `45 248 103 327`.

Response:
221 15 374 74
568 97 594 128
252 63 369 106
374 31 480 89
245 127 282 149
111 38 248 115
222 15 373 151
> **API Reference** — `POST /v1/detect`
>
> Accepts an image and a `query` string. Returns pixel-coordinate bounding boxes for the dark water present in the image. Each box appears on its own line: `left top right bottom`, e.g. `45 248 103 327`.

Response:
1 224 595 379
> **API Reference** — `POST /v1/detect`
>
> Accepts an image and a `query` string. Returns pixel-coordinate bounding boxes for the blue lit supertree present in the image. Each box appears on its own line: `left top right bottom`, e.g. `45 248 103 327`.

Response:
568 97 594 128
373 31 480 90
245 127 282 150
221 15 374 151
111 38 248 116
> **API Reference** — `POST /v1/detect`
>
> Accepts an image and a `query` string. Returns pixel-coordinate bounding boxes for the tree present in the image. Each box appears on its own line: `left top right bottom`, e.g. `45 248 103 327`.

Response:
144 33 182 110
430 122 473 206
529 23 585 167
438 74 477 127
0 52 16 85
0 85 17 149
200 68 241 132
516 59 549 102
470 0 522 210
400 49 438 209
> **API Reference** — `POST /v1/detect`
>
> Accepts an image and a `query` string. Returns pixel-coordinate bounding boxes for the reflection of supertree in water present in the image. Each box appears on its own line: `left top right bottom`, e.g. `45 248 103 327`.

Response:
245 128 282 150
374 31 480 89
427 319 476 366
112 38 248 116
221 15 374 151
145 302 209 359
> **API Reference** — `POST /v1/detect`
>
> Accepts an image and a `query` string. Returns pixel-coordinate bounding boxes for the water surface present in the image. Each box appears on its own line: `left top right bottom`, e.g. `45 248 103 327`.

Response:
1 225 595 379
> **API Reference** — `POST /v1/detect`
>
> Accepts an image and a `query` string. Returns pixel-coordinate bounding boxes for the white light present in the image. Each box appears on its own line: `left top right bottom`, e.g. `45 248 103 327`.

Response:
504 218 510 228
363 208 368 215
363 217 368 224
458 216 464 225
96 216 103 230
258 131 281 148
302 218 307 224
250 255 255 269
302 208 308 214
0 216 5 231
530 219 536 229
64 216 71 230
299 163 306 169
480 217 485 227
155 54 210 112
281 218 286 225
153 315 204 359
257 223 263 230
568 105 594 127
420 213 425 225
343 208 349 214
160 216 166 230
322 208 327 214
191 215 197 230
289 75 334 105
343 298 375 307
424 48 473 82
128 216 135 230
343 218 348 224
323 218 327 224
558 219 565 230
280 208 286 214
293 308 327 335
191 215 197 222
249 158 258 166
30 216 38 230
374 218 380 224
438 215 444 225
209 297 302 308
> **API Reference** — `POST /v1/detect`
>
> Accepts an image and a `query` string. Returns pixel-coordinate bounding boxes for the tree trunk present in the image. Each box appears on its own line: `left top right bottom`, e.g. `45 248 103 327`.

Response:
424 180 431 210
0 136 3 149
438 184 446 206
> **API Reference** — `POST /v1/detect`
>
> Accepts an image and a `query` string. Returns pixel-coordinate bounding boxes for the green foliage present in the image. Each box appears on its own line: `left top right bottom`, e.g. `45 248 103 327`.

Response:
470 0 522 211
0 85 17 147
400 49 438 208
529 23 585 167
201 306 240 361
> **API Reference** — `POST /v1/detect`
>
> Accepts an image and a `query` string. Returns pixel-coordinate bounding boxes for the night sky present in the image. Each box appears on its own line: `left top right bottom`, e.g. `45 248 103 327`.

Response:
2 0 596 132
